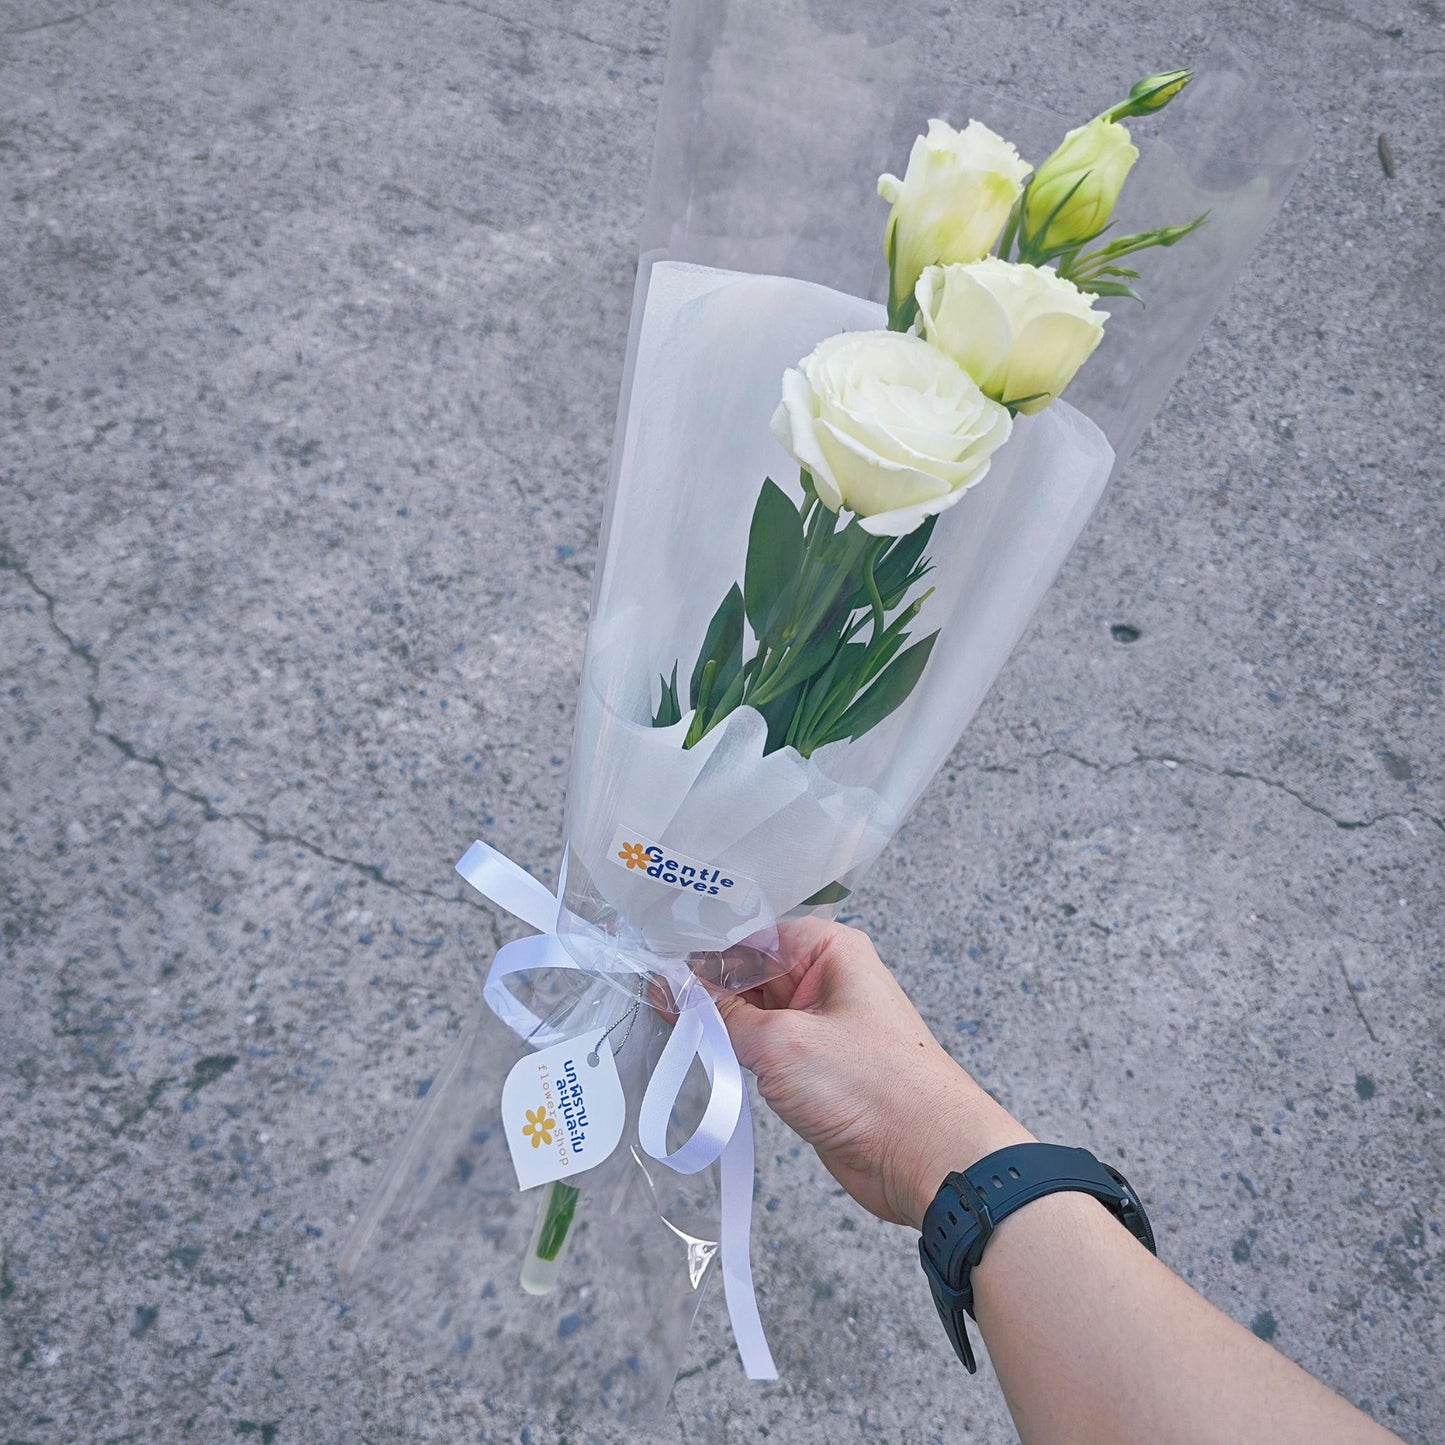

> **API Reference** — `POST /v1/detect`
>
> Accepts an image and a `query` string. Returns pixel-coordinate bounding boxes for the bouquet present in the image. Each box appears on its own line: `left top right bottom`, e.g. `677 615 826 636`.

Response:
342 2 1306 1422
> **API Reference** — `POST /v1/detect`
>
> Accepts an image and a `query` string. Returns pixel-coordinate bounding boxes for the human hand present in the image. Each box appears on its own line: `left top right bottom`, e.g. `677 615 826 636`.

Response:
713 920 1032 1229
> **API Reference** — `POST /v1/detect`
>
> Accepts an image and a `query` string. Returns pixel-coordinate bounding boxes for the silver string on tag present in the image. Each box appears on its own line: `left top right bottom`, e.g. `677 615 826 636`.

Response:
587 974 647 1067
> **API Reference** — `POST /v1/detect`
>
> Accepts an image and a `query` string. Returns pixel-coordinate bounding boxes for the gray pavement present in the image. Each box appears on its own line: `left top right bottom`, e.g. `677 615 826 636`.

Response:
2 0 1442 1441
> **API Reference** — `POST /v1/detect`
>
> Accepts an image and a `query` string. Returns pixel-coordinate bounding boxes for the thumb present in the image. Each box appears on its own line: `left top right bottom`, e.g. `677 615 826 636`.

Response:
709 988 776 1074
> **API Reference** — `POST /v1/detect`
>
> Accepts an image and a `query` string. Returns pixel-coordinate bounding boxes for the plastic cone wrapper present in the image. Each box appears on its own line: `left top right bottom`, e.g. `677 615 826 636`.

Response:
342 0 1308 1421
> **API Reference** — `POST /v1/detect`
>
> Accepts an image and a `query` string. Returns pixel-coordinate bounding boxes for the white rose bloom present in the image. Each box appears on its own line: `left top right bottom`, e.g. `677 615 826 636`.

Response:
878 119 1032 318
770 330 1012 537
916 258 1107 415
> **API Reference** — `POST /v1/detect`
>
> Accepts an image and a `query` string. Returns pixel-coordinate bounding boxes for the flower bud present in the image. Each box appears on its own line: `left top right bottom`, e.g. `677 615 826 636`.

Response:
1022 117 1138 252
1103 69 1193 122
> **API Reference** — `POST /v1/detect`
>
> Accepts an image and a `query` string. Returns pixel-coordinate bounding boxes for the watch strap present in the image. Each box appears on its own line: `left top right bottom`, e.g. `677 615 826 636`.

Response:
919 1142 1156 1373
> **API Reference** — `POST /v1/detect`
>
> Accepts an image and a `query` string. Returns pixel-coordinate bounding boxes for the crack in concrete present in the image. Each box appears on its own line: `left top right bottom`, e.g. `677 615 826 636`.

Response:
2 541 484 913
429 0 656 58
1011 746 1442 836
9 537 1433 939
1339 960 1380 1045
1 1 115 37
1290 0 1400 41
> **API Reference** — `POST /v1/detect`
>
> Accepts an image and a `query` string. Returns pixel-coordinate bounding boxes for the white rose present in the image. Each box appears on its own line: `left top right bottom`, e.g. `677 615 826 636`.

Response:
770 330 1012 537
878 119 1032 322
915 258 1107 415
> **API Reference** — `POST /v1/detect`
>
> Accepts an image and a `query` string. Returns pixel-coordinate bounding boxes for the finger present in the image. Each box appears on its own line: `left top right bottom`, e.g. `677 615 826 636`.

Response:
709 986 778 1073
751 968 802 1011
744 918 837 1009
783 922 893 1014
773 916 837 970
646 973 679 1024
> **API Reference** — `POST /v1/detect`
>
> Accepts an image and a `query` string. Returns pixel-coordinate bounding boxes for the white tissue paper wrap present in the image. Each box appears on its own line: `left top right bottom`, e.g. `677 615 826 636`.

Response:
561 259 1115 964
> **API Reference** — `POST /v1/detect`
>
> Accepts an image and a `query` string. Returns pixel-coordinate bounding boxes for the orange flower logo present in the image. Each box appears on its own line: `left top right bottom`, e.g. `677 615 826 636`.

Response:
522 1106 556 1149
617 841 651 870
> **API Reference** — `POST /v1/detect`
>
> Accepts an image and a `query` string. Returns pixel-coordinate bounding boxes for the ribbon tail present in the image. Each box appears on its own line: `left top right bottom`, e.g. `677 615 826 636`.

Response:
631 987 776 1378
719 1081 777 1380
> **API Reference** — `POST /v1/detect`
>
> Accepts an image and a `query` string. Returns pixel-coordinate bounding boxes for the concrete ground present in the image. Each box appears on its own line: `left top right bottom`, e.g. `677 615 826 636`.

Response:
2 0 1441 1441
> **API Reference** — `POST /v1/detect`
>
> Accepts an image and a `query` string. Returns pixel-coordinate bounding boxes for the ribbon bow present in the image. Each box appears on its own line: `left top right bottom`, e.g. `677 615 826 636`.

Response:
457 840 777 1381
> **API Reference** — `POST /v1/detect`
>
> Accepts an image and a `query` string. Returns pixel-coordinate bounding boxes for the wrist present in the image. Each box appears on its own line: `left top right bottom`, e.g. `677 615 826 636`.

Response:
894 1075 1034 1230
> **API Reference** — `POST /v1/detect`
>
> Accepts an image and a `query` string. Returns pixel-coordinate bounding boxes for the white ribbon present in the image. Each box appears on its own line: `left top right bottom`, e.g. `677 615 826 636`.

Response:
456 840 778 1381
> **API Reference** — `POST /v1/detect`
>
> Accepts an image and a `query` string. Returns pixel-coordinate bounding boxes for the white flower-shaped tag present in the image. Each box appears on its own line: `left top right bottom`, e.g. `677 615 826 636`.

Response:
501 1032 626 1191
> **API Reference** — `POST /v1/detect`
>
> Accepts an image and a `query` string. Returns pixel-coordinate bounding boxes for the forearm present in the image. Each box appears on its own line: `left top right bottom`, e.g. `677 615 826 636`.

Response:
904 1086 1397 1445
973 1191 1392 1445
717 925 1398 1443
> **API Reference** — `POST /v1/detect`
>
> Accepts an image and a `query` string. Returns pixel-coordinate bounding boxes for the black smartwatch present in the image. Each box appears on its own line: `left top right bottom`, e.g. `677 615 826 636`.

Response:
918 1142 1156 1372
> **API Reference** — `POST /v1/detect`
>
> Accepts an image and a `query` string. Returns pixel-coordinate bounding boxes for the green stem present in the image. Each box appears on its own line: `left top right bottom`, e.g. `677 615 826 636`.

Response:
799 663 864 754
687 655 760 748
785 677 813 752
763 522 871 704
749 505 841 704
996 195 1022 262
861 537 887 643
535 1182 580 1262
791 661 845 758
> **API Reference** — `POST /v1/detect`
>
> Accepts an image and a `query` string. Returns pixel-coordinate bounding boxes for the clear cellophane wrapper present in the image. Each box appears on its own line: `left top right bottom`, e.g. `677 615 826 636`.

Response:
341 0 1307 1423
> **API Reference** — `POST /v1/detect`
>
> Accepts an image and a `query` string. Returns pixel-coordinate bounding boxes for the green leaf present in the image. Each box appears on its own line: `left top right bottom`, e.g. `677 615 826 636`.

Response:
1151 212 1210 247
1075 278 1144 303
1020 174 1111 263
872 514 937 609
850 580 935 691
652 662 682 728
799 571 937 752
776 619 852 694
757 680 804 755
1031 172 1091 249
690 583 744 710
793 639 869 749
1038 217 1117 276
822 630 939 744
1073 213 1209 274
799 880 851 907
744 478 804 641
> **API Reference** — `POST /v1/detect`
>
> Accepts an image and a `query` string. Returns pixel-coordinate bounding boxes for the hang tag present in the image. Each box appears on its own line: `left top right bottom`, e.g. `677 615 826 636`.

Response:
500 1032 627 1191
